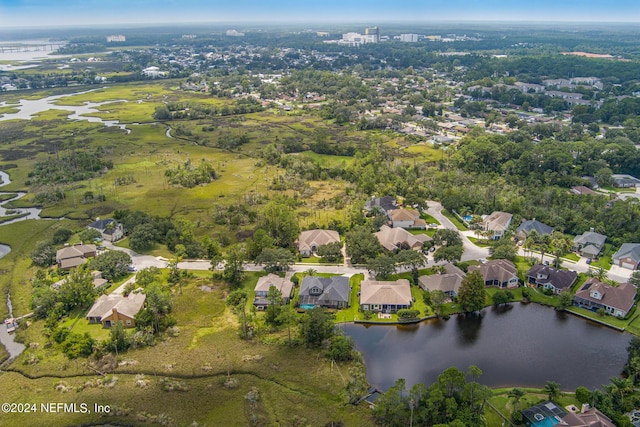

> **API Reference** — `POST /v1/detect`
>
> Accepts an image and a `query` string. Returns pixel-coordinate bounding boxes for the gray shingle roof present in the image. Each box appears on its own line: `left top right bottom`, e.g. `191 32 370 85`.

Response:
300 276 350 304
516 219 554 236
613 243 640 264
527 264 577 290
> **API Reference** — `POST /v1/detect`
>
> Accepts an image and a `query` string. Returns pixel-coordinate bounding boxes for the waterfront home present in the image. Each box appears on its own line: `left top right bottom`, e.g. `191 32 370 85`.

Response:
375 225 431 251
86 292 146 328
299 276 350 309
612 243 640 270
573 279 636 318
253 274 294 310
468 259 518 288
297 229 341 257
360 279 411 313
418 263 466 298
527 264 577 295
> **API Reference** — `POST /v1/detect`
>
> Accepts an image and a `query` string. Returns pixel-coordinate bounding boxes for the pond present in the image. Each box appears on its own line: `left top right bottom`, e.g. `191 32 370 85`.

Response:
341 303 631 391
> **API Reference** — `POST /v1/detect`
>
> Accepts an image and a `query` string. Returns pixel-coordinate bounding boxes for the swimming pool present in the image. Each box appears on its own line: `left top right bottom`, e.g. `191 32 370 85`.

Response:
299 304 316 310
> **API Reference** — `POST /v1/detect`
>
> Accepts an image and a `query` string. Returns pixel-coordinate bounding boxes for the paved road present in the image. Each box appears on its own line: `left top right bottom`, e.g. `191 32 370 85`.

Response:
105 201 632 284
425 201 490 262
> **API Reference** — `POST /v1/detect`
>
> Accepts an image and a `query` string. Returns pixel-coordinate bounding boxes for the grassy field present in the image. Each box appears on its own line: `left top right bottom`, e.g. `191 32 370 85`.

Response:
441 209 468 230
2 271 373 426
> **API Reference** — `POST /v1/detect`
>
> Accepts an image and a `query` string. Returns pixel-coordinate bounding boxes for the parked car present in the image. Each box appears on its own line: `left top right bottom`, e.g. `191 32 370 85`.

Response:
429 246 436 253
127 265 137 272
586 258 592 264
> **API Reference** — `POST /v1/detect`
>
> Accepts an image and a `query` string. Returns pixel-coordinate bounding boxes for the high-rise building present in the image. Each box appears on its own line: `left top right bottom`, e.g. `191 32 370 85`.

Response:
400 34 419 43
364 26 380 43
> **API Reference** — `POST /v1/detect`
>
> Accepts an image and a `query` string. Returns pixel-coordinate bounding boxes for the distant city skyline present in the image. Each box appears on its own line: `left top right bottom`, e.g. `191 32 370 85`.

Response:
1 0 639 27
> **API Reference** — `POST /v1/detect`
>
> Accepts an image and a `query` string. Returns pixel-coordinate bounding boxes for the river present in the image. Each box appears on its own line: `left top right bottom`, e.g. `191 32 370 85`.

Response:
0 89 130 133
342 303 631 391
0 170 43 229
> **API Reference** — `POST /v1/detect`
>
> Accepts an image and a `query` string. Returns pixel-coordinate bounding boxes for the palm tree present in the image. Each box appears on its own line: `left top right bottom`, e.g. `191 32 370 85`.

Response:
508 388 525 412
551 233 572 268
543 381 561 401
304 268 317 277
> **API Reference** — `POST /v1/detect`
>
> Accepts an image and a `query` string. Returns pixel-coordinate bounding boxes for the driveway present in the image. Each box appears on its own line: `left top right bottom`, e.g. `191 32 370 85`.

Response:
425 201 490 262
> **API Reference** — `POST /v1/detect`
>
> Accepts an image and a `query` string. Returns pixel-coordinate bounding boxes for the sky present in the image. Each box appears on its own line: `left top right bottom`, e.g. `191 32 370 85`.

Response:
0 0 639 27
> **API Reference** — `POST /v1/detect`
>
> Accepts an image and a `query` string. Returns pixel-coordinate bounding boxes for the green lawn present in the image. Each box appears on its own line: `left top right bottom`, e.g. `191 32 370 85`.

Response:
442 209 468 231
467 237 492 248
591 243 614 269
420 213 440 225
562 253 580 262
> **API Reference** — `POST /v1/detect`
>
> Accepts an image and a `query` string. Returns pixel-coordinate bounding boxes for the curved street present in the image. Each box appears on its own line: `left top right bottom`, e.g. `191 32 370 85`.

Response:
105 200 633 284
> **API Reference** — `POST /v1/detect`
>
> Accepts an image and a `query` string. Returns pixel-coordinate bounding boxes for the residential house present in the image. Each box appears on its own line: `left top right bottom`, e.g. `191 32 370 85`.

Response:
612 174 640 188
364 196 398 215
375 225 431 251
527 264 577 295
515 219 554 241
482 211 513 240
86 292 146 328
56 243 97 270
88 218 124 242
299 276 350 309
581 176 599 189
612 243 640 270
468 259 519 288
253 274 294 310
573 279 636 317
390 208 427 229
359 279 412 313
418 263 466 298
559 406 615 427
297 229 341 257
573 231 607 258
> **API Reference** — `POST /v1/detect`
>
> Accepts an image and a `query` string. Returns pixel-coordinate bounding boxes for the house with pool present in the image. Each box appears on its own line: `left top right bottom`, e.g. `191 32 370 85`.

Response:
298 276 350 309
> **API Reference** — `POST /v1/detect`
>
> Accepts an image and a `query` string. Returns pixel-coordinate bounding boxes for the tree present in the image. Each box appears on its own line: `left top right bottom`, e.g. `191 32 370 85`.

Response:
300 307 335 347
328 333 355 361
430 290 447 316
265 286 284 325
79 228 102 242
136 266 161 287
52 228 73 245
629 271 640 288
432 229 462 247
58 267 96 312
575 386 590 404
396 250 426 284
223 245 245 285
490 238 518 261
245 229 274 260
491 289 512 307
345 226 383 264
367 254 397 279
508 388 525 412
433 245 463 263
556 291 573 311
226 289 252 339
88 250 132 280
129 223 158 252
259 200 299 248
277 304 298 346
458 271 487 313
317 241 343 262
255 247 295 273
544 381 561 401
137 283 172 334
107 321 131 354
31 241 56 267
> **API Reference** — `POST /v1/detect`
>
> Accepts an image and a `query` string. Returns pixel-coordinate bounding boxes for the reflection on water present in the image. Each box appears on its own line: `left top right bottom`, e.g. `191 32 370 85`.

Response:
343 303 630 391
